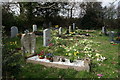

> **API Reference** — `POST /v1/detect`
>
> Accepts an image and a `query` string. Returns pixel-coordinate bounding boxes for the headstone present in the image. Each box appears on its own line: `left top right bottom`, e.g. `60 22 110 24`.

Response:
102 26 107 34
49 22 52 27
109 31 115 41
43 29 51 46
11 26 18 38
33 24 37 32
73 23 75 31
43 23 47 29
21 32 36 56
69 26 71 33
59 27 62 35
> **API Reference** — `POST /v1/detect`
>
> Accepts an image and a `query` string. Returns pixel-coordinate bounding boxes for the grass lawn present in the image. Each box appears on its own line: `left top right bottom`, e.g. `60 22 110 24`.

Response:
3 29 119 79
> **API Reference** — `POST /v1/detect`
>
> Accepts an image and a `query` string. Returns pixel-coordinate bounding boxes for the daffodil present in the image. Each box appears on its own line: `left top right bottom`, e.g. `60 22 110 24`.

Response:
74 52 77 56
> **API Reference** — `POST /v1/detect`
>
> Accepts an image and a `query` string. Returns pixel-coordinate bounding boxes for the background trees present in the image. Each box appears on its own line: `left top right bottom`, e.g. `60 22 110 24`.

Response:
2 1 119 34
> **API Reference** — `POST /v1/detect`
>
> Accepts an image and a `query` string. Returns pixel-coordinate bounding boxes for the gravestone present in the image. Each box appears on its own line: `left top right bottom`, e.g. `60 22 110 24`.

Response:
49 22 52 27
109 31 115 41
43 23 47 29
21 32 36 56
11 26 18 38
69 26 71 33
59 27 62 35
43 29 51 46
33 24 37 32
102 26 107 34
73 23 75 31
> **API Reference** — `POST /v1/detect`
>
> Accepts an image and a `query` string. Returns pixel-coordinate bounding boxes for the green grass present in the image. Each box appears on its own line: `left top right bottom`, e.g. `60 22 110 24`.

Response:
3 29 119 79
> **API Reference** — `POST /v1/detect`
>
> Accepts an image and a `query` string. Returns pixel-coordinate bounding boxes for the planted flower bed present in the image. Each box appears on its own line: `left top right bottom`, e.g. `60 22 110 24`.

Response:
27 55 91 72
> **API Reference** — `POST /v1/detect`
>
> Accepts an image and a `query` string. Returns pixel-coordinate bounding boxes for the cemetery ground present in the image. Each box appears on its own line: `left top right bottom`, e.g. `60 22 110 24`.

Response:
3 29 119 78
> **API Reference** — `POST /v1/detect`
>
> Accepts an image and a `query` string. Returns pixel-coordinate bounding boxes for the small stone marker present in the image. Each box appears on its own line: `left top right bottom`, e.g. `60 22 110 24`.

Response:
69 26 71 33
11 26 18 38
21 31 36 56
73 23 75 31
33 24 37 32
43 29 51 46
59 27 62 35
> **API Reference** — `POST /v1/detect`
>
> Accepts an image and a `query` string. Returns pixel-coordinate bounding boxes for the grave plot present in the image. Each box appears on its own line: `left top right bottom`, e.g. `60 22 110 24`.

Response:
27 56 90 72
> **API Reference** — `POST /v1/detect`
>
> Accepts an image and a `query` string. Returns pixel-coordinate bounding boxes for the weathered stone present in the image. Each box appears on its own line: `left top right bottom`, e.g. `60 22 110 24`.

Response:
33 24 37 32
21 32 36 56
11 26 18 38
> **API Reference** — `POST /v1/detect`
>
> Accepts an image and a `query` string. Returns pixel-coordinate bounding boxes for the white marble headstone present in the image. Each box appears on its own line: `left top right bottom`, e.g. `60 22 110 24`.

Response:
59 27 62 35
11 26 18 38
43 29 51 46
69 26 71 33
21 32 36 54
73 23 75 31
33 24 37 32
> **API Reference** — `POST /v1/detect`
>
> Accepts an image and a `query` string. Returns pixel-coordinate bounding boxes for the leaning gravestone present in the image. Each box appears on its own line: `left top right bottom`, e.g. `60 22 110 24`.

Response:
59 27 62 35
73 23 75 31
11 26 18 38
43 29 51 46
33 24 37 32
21 31 36 57
69 26 71 33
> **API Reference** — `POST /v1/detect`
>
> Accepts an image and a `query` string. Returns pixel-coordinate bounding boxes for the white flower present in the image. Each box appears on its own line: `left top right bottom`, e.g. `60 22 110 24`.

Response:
100 56 106 61
97 58 101 61
74 49 77 51
95 53 101 57
88 54 92 57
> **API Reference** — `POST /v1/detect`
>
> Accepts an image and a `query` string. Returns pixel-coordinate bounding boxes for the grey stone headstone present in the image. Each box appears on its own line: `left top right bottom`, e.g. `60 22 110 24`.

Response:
21 32 36 55
69 26 71 33
43 23 47 29
43 29 51 46
49 22 52 27
102 26 107 34
59 27 62 35
73 23 75 31
11 26 18 38
33 24 37 32
109 31 115 41
102 27 105 33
